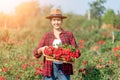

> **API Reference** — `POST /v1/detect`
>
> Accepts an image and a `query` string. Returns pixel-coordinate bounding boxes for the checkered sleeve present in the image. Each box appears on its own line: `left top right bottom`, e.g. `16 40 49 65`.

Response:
33 34 47 58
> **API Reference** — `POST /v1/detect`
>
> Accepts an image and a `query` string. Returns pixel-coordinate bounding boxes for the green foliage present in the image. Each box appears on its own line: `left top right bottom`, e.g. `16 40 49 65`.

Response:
102 9 116 25
83 68 101 80
114 30 120 41
114 15 120 26
63 13 86 30
99 40 113 53
0 36 43 80
81 19 98 28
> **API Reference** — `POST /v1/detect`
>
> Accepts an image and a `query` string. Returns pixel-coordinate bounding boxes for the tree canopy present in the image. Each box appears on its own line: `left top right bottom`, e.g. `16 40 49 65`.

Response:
89 0 106 19
102 9 116 25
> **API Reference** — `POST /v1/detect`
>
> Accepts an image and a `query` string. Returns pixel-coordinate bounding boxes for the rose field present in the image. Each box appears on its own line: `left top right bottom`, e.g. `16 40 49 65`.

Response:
0 25 120 80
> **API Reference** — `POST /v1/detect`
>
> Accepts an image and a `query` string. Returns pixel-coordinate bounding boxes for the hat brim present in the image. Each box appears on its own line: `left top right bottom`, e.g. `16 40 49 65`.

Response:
46 15 67 19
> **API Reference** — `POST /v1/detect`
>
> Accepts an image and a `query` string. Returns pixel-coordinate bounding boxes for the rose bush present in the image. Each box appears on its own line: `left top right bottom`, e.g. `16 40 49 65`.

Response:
0 27 120 80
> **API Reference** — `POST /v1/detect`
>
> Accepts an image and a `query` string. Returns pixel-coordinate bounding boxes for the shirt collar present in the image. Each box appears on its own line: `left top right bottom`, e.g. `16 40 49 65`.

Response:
50 28 65 34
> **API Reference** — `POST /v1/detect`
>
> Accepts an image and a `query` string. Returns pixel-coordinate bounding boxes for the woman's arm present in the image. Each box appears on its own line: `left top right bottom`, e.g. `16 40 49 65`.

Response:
69 32 78 48
33 34 47 58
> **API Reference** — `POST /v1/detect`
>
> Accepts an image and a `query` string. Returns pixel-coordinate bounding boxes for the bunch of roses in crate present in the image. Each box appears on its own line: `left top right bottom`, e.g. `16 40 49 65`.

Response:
44 44 81 62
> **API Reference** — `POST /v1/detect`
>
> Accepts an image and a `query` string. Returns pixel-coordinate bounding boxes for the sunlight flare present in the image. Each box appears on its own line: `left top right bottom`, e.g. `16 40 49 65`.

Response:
0 0 30 14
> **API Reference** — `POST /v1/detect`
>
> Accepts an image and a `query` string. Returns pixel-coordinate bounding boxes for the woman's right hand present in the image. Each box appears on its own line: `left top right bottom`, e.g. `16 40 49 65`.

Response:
37 46 48 55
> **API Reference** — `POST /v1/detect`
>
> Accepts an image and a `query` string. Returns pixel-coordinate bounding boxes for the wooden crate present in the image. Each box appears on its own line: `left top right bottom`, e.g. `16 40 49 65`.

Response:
45 55 74 64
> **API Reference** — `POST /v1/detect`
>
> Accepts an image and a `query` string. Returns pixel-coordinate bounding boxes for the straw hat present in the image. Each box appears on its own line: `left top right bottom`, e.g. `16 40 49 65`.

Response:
46 9 67 19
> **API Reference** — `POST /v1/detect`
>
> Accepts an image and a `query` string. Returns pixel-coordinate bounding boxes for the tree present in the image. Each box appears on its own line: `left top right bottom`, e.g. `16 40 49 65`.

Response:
102 9 116 25
89 0 106 19
114 11 120 28
89 0 106 28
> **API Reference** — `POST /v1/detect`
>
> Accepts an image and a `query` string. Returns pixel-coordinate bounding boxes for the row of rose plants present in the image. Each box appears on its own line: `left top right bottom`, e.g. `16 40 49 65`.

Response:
0 37 44 80
75 30 120 80
0 28 120 80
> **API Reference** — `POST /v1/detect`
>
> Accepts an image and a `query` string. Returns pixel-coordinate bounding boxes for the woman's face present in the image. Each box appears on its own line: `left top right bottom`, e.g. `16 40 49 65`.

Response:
51 17 62 30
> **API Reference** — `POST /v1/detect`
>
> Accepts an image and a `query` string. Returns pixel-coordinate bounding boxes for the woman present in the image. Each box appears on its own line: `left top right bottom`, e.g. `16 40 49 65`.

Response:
34 8 80 80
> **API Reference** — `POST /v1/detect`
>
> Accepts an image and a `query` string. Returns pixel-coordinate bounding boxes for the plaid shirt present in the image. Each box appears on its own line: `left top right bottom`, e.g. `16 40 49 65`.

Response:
33 29 78 77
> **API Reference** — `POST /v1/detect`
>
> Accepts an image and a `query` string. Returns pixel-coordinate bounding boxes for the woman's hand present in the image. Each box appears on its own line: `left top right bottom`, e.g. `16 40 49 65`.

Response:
37 46 48 55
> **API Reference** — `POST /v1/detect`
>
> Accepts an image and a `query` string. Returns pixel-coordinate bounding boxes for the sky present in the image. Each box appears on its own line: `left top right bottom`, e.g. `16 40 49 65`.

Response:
0 0 120 15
